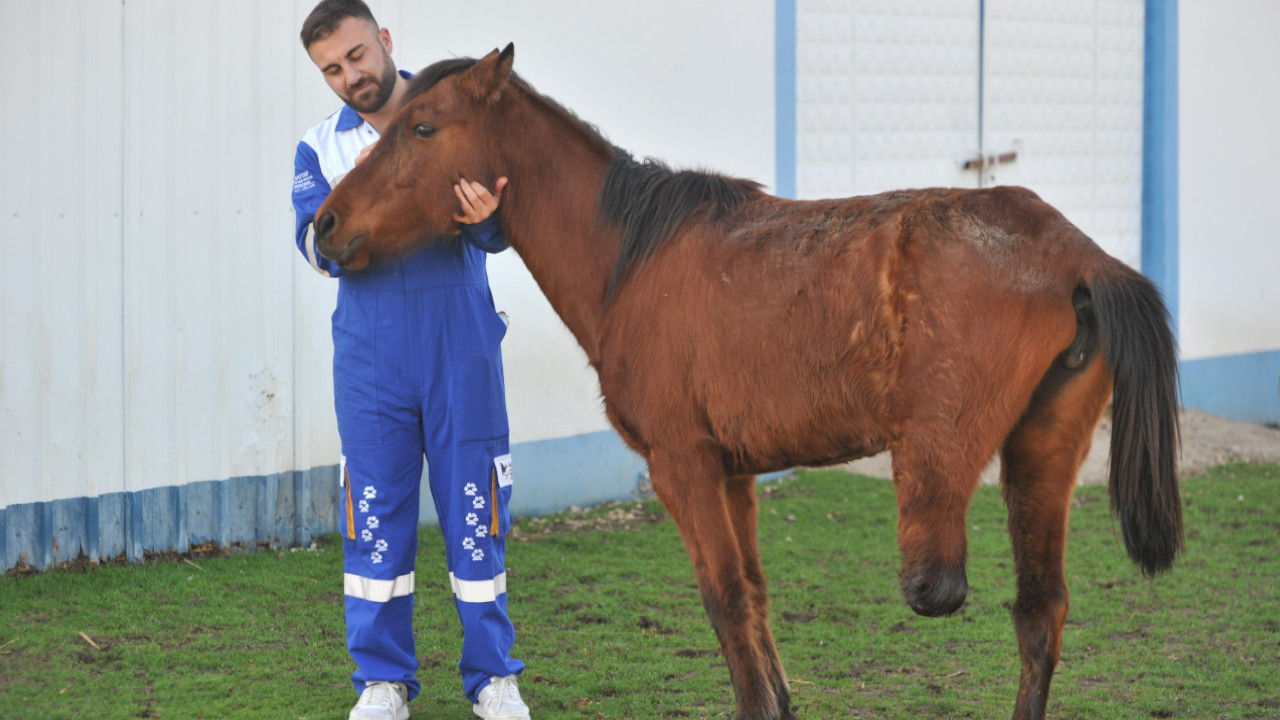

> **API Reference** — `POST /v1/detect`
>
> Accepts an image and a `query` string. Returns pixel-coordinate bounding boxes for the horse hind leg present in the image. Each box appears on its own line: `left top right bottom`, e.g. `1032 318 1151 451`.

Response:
648 451 791 720
1001 347 1112 720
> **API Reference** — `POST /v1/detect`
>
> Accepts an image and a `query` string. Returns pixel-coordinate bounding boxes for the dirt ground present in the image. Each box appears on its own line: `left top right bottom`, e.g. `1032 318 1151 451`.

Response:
839 408 1280 486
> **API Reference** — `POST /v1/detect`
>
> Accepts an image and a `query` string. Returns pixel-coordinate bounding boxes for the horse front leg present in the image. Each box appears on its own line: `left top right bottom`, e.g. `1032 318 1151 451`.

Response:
723 475 794 719
649 451 789 720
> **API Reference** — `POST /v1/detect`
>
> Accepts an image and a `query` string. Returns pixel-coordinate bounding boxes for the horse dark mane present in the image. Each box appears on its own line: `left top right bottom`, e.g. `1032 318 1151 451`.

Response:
601 153 761 303
407 56 762 304
404 57 480 103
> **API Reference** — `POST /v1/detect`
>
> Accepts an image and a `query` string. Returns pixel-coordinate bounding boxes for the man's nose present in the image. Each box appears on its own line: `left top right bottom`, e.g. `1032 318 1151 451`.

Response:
344 64 364 88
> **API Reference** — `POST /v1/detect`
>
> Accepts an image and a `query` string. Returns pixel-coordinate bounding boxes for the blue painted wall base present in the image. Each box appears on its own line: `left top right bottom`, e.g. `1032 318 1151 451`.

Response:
1 467 343 572
1181 350 1280 425
2 431 650 573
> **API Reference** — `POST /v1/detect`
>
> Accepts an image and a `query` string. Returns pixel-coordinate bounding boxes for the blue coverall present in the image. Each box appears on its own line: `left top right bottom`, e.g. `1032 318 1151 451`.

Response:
291 90 524 703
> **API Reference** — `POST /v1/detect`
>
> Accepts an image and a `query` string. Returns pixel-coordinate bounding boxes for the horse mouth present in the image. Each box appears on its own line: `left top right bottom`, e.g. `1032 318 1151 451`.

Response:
335 233 367 266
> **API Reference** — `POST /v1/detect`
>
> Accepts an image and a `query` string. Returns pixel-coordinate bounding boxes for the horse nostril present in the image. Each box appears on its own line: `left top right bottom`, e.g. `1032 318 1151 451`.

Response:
315 212 335 239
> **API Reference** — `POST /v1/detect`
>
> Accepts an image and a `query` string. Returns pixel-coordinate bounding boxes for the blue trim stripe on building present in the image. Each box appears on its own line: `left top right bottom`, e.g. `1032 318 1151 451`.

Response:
774 0 797 198
1141 0 1179 333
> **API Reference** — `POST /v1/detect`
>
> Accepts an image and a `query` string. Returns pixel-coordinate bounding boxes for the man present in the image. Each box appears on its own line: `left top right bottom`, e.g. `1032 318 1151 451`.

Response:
291 2 529 719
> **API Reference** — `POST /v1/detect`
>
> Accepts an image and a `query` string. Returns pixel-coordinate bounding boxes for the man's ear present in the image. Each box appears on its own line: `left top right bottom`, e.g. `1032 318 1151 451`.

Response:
459 42 514 103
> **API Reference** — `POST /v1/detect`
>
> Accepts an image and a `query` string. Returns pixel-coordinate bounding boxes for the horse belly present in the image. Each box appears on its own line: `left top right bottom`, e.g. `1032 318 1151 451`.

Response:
696 287 896 473
706 353 892 474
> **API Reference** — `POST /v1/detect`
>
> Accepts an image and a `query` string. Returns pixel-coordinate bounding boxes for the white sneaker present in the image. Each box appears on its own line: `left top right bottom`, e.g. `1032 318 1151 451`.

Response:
349 681 409 720
472 675 530 720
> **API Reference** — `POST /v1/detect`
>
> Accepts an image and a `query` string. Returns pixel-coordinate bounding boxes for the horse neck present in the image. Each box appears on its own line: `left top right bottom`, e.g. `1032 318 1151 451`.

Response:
496 91 618 365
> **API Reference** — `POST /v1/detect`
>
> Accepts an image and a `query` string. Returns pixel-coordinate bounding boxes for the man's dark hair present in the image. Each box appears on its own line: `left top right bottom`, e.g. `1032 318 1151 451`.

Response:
301 0 379 50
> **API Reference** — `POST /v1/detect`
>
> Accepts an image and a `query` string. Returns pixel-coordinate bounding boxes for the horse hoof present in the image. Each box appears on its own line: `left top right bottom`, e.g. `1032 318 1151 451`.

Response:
900 562 968 617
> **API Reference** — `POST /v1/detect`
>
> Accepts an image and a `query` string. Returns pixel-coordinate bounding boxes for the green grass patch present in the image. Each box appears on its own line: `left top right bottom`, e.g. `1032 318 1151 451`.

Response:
2 463 1277 719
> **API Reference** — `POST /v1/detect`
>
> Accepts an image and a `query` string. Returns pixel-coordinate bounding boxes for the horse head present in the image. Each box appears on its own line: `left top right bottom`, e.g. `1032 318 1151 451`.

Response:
314 44 516 269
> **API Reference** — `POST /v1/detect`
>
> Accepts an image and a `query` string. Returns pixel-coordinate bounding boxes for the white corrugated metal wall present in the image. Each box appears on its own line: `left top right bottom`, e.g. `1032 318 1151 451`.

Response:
0 0 776 570
2 1 127 522
1 1 326 567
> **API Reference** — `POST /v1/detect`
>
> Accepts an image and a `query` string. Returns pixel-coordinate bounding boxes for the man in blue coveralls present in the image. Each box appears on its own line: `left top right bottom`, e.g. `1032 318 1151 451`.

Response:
292 2 529 718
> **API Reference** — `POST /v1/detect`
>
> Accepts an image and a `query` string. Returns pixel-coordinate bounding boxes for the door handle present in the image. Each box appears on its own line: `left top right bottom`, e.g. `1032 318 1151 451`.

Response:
961 151 1017 170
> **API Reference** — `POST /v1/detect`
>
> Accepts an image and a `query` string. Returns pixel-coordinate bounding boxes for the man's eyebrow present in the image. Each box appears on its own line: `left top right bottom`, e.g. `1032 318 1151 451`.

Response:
320 42 367 73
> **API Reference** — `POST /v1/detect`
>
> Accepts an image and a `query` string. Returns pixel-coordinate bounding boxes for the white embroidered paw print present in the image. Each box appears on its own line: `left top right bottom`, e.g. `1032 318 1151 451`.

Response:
361 529 373 542
358 499 369 513
366 515 380 530
374 538 388 552
363 485 377 500
472 496 486 510
463 482 478 496
465 512 479 526
370 551 383 564
475 525 488 538
471 548 485 561
462 537 475 550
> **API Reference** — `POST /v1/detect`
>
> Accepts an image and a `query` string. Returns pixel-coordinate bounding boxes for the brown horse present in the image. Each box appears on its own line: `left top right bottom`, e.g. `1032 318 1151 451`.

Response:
313 45 1183 720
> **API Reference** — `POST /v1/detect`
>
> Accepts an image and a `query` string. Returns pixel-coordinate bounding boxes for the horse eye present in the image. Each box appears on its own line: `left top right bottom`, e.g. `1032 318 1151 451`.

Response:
412 123 436 139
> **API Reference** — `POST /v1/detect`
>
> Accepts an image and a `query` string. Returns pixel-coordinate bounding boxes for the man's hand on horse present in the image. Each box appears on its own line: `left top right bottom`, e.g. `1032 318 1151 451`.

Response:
454 176 508 224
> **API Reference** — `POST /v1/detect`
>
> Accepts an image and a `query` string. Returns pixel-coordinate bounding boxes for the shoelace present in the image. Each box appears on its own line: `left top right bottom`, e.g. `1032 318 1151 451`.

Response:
361 683 397 709
488 677 521 707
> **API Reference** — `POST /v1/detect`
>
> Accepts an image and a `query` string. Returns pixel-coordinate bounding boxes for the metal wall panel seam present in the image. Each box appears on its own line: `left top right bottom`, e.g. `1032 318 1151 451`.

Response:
978 0 985 188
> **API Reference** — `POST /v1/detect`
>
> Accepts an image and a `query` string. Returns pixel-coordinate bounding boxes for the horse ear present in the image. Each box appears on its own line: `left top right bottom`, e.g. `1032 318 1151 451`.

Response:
462 42 515 103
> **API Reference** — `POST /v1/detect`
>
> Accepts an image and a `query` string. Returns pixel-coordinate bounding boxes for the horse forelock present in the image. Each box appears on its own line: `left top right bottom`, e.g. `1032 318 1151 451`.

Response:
601 152 762 304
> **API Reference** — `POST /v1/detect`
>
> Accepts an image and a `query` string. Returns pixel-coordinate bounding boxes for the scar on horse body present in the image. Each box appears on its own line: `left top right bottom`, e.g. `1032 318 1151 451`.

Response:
314 45 1183 720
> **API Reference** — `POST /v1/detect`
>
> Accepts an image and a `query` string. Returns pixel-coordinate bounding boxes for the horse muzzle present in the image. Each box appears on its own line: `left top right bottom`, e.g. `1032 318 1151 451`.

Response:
313 211 367 267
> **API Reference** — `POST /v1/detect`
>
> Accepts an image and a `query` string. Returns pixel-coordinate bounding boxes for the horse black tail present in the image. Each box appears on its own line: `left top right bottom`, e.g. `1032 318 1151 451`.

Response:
1087 263 1183 576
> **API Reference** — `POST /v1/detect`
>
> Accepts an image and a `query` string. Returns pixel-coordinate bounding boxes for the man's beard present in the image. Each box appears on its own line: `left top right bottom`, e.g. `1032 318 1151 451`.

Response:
344 54 397 114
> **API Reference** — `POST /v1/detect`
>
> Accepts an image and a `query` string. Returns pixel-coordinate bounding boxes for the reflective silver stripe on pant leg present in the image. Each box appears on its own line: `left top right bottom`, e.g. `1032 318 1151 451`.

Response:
344 571 415 602
448 572 508 603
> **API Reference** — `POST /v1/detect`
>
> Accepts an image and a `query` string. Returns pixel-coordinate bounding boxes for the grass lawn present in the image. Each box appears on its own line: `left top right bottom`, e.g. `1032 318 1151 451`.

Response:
1 463 1277 719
